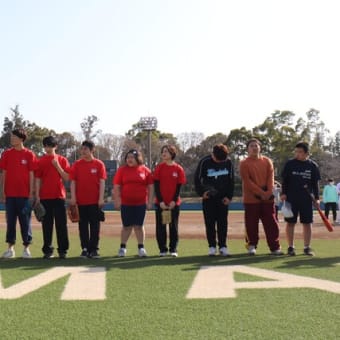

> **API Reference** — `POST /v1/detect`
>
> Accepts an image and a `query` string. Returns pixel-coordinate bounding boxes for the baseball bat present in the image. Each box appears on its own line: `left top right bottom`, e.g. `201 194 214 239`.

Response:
304 185 334 232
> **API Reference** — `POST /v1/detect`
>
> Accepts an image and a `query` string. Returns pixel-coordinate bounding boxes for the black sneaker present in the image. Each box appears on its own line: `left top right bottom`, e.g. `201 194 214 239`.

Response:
43 253 54 259
80 249 88 258
287 247 296 256
303 247 315 256
59 253 67 259
89 250 100 259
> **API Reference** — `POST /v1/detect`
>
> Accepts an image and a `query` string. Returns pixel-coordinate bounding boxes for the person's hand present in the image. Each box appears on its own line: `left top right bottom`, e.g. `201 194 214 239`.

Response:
315 199 320 208
147 202 153 210
70 198 76 206
280 194 287 201
202 191 210 200
222 197 230 205
169 201 176 209
160 202 168 210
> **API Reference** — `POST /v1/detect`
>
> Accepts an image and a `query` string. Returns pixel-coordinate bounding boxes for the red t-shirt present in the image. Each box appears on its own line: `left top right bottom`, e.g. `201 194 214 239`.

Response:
0 148 37 197
69 158 107 205
153 162 186 205
113 165 153 206
35 154 70 199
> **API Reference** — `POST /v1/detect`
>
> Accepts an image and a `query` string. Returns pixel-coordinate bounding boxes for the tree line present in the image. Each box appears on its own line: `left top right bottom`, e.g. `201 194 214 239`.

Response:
1 106 339 197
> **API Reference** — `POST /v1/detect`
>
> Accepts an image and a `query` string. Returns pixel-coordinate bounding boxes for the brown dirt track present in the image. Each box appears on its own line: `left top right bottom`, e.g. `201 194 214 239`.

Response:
20 210 340 240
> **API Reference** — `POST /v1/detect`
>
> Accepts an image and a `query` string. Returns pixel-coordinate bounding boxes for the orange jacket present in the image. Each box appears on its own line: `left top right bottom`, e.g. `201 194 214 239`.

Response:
239 155 274 204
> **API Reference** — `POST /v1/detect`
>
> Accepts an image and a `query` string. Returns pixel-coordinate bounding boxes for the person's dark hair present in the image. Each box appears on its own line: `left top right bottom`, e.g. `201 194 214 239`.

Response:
212 144 229 161
12 128 27 142
328 178 334 182
125 149 143 165
81 140 95 151
43 136 58 147
295 141 309 154
246 138 262 148
161 144 177 160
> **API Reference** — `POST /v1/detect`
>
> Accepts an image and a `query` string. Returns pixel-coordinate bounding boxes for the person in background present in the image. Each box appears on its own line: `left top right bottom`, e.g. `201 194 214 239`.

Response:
153 145 186 257
0 129 38 258
322 178 338 223
113 149 153 257
239 138 283 256
273 181 282 221
281 142 321 256
336 181 340 224
194 144 234 257
35 136 70 259
70 140 106 258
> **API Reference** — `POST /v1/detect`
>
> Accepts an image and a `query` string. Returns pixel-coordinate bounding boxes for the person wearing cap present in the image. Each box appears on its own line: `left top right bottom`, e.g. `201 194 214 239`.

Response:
69 140 107 258
322 179 338 223
0 128 38 258
281 141 321 256
113 149 153 257
153 145 186 257
35 136 70 259
240 138 283 256
194 144 234 256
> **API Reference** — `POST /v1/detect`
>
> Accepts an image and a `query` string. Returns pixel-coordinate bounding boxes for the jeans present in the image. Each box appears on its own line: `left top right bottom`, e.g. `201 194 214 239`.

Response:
5 197 32 246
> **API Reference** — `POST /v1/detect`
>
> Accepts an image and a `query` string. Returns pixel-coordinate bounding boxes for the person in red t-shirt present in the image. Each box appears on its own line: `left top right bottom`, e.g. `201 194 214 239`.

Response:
70 141 107 258
0 129 37 259
113 149 153 257
35 136 70 259
153 145 186 257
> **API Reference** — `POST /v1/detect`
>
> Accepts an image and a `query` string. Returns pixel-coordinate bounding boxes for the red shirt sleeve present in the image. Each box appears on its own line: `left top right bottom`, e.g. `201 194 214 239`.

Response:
153 165 160 181
98 160 107 180
28 150 38 171
178 165 186 184
146 167 153 185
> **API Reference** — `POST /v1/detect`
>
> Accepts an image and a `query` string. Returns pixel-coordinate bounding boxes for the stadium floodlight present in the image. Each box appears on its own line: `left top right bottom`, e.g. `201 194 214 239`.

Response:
139 116 158 168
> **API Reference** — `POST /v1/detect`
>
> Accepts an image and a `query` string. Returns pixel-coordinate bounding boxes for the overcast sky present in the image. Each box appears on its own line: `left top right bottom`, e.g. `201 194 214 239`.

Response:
1 0 339 137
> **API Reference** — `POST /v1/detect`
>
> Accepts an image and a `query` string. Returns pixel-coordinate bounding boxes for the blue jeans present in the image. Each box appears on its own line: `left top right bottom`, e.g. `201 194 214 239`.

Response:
5 197 32 246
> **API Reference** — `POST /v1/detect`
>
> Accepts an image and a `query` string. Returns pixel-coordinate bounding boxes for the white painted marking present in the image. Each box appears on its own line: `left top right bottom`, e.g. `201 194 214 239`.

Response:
0 266 106 300
187 265 340 299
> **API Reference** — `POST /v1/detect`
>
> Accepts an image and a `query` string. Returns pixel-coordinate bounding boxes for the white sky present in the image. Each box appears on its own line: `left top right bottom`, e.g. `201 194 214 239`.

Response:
1 0 339 137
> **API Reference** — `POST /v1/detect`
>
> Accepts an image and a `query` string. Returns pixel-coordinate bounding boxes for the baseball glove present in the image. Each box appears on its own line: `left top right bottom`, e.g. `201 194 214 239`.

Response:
67 204 79 223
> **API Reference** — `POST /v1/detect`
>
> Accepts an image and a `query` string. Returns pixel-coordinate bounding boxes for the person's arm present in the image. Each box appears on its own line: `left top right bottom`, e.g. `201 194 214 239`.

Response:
280 163 288 201
147 184 154 210
98 178 105 207
312 168 320 201
1 170 5 202
239 161 265 197
226 161 234 200
70 180 77 205
154 180 163 202
194 158 209 198
35 178 41 202
52 158 69 181
29 171 34 200
113 184 121 210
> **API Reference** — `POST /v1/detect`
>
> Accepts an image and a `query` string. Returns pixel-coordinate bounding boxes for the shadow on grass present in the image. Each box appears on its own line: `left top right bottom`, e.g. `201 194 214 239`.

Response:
2 252 339 272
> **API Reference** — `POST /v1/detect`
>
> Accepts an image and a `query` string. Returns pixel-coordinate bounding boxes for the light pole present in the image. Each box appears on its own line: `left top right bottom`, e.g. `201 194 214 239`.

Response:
139 116 158 168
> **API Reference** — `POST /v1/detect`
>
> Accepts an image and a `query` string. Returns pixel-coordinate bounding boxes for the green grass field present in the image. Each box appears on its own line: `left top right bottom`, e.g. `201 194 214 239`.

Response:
0 228 340 340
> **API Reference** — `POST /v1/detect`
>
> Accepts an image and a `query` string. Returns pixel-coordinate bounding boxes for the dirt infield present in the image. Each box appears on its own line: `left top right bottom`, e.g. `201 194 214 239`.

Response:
8 210 339 240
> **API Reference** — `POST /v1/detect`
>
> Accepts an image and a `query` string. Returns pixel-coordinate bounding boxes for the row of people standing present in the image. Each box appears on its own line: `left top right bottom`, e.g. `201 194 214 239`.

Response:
0 129 321 259
194 138 320 257
0 129 187 258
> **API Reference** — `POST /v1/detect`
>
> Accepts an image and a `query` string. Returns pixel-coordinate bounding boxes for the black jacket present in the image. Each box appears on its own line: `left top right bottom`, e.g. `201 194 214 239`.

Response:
194 155 234 200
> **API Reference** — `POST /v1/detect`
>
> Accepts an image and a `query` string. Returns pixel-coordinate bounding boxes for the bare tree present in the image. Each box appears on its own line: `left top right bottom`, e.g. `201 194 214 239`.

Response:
80 115 101 140
177 132 205 152
96 133 126 160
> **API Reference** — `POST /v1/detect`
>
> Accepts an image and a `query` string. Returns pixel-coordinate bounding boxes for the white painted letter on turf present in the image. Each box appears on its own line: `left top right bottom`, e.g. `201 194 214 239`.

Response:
186 265 340 299
0 266 106 300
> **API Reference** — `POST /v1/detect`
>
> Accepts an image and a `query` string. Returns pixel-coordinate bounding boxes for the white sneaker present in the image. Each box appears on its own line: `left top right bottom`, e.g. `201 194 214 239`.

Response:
159 252 167 257
248 245 256 256
170 252 178 257
2 249 15 258
219 247 231 257
208 247 216 256
22 248 32 259
271 249 284 256
118 248 127 257
138 248 147 257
